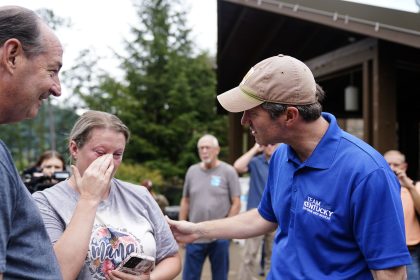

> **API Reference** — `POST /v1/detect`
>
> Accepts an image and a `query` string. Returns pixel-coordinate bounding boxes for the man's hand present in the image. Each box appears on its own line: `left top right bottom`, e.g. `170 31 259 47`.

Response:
165 216 202 243
255 143 265 153
393 167 415 190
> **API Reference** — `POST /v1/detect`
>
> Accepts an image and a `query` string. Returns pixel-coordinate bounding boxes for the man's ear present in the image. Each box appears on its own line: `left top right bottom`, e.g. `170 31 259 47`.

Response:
284 107 299 123
1 39 22 73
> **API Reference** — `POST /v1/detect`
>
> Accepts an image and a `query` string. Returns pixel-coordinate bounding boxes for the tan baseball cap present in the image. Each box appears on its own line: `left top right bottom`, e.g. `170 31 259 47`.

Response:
217 54 317 113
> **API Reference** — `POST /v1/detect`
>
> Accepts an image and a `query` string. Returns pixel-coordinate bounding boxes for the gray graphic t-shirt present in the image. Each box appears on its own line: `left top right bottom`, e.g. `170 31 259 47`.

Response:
33 178 178 279
182 161 241 242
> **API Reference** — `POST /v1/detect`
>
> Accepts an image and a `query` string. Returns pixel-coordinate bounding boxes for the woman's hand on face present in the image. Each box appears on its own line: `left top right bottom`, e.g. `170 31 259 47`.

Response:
71 154 114 203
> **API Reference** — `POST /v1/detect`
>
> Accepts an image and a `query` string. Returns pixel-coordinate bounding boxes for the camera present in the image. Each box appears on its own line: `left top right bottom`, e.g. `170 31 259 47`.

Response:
22 168 70 193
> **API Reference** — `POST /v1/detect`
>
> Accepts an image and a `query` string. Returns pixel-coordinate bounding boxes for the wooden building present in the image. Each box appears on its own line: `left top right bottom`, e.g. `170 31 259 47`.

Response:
217 0 420 178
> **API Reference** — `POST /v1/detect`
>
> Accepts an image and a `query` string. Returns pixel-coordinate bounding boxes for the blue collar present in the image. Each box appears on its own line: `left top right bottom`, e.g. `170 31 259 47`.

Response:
287 112 342 169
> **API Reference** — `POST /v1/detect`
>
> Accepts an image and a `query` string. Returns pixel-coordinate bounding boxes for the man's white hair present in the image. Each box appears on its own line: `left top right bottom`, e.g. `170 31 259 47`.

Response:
198 134 219 147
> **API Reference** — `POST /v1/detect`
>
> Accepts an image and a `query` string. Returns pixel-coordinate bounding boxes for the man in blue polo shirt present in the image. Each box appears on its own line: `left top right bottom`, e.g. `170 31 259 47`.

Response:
167 54 411 279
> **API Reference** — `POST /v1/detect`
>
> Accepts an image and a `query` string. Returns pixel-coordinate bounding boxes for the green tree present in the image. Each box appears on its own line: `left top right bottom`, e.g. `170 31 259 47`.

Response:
0 105 78 171
66 0 227 196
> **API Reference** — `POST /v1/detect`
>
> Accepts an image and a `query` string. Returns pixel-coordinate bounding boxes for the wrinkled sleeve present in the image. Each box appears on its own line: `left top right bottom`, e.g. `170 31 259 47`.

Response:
182 167 192 198
0 160 16 273
147 195 179 263
32 192 65 244
227 166 241 198
352 168 411 269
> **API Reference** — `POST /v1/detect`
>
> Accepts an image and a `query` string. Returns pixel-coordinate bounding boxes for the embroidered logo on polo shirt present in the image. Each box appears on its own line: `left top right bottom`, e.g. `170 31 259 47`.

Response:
302 196 334 220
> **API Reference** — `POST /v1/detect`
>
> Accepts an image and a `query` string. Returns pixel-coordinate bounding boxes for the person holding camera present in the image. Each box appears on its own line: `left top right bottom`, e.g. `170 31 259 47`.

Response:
33 110 181 280
37 150 66 178
23 150 68 193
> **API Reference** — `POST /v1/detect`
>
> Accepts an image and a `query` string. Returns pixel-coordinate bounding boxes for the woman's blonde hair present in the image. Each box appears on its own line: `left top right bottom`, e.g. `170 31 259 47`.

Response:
68 110 130 152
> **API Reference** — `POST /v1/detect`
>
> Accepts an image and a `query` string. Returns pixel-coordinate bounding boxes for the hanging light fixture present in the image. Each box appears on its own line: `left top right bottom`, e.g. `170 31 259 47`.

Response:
344 72 359 111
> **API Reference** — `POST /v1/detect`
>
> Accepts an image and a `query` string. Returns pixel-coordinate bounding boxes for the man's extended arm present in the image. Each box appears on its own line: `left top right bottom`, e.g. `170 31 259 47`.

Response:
167 208 277 243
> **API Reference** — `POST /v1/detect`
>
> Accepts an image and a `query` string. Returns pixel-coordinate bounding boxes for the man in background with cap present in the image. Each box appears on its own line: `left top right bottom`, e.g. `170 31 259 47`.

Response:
167 54 410 279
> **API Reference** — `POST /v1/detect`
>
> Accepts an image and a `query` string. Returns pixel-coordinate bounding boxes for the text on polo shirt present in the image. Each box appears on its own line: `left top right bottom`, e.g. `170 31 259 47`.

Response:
302 196 334 220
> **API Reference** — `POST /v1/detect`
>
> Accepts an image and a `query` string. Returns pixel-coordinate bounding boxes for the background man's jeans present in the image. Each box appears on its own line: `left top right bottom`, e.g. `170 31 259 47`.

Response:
408 246 420 280
183 239 230 280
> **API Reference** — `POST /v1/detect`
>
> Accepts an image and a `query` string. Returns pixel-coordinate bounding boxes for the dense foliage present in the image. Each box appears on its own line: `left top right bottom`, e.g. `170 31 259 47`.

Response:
0 2 227 203
0 104 79 171
64 0 227 199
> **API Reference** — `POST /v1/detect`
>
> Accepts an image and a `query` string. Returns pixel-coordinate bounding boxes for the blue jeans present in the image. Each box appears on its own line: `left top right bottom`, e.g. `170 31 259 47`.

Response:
182 239 230 280
408 247 420 280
